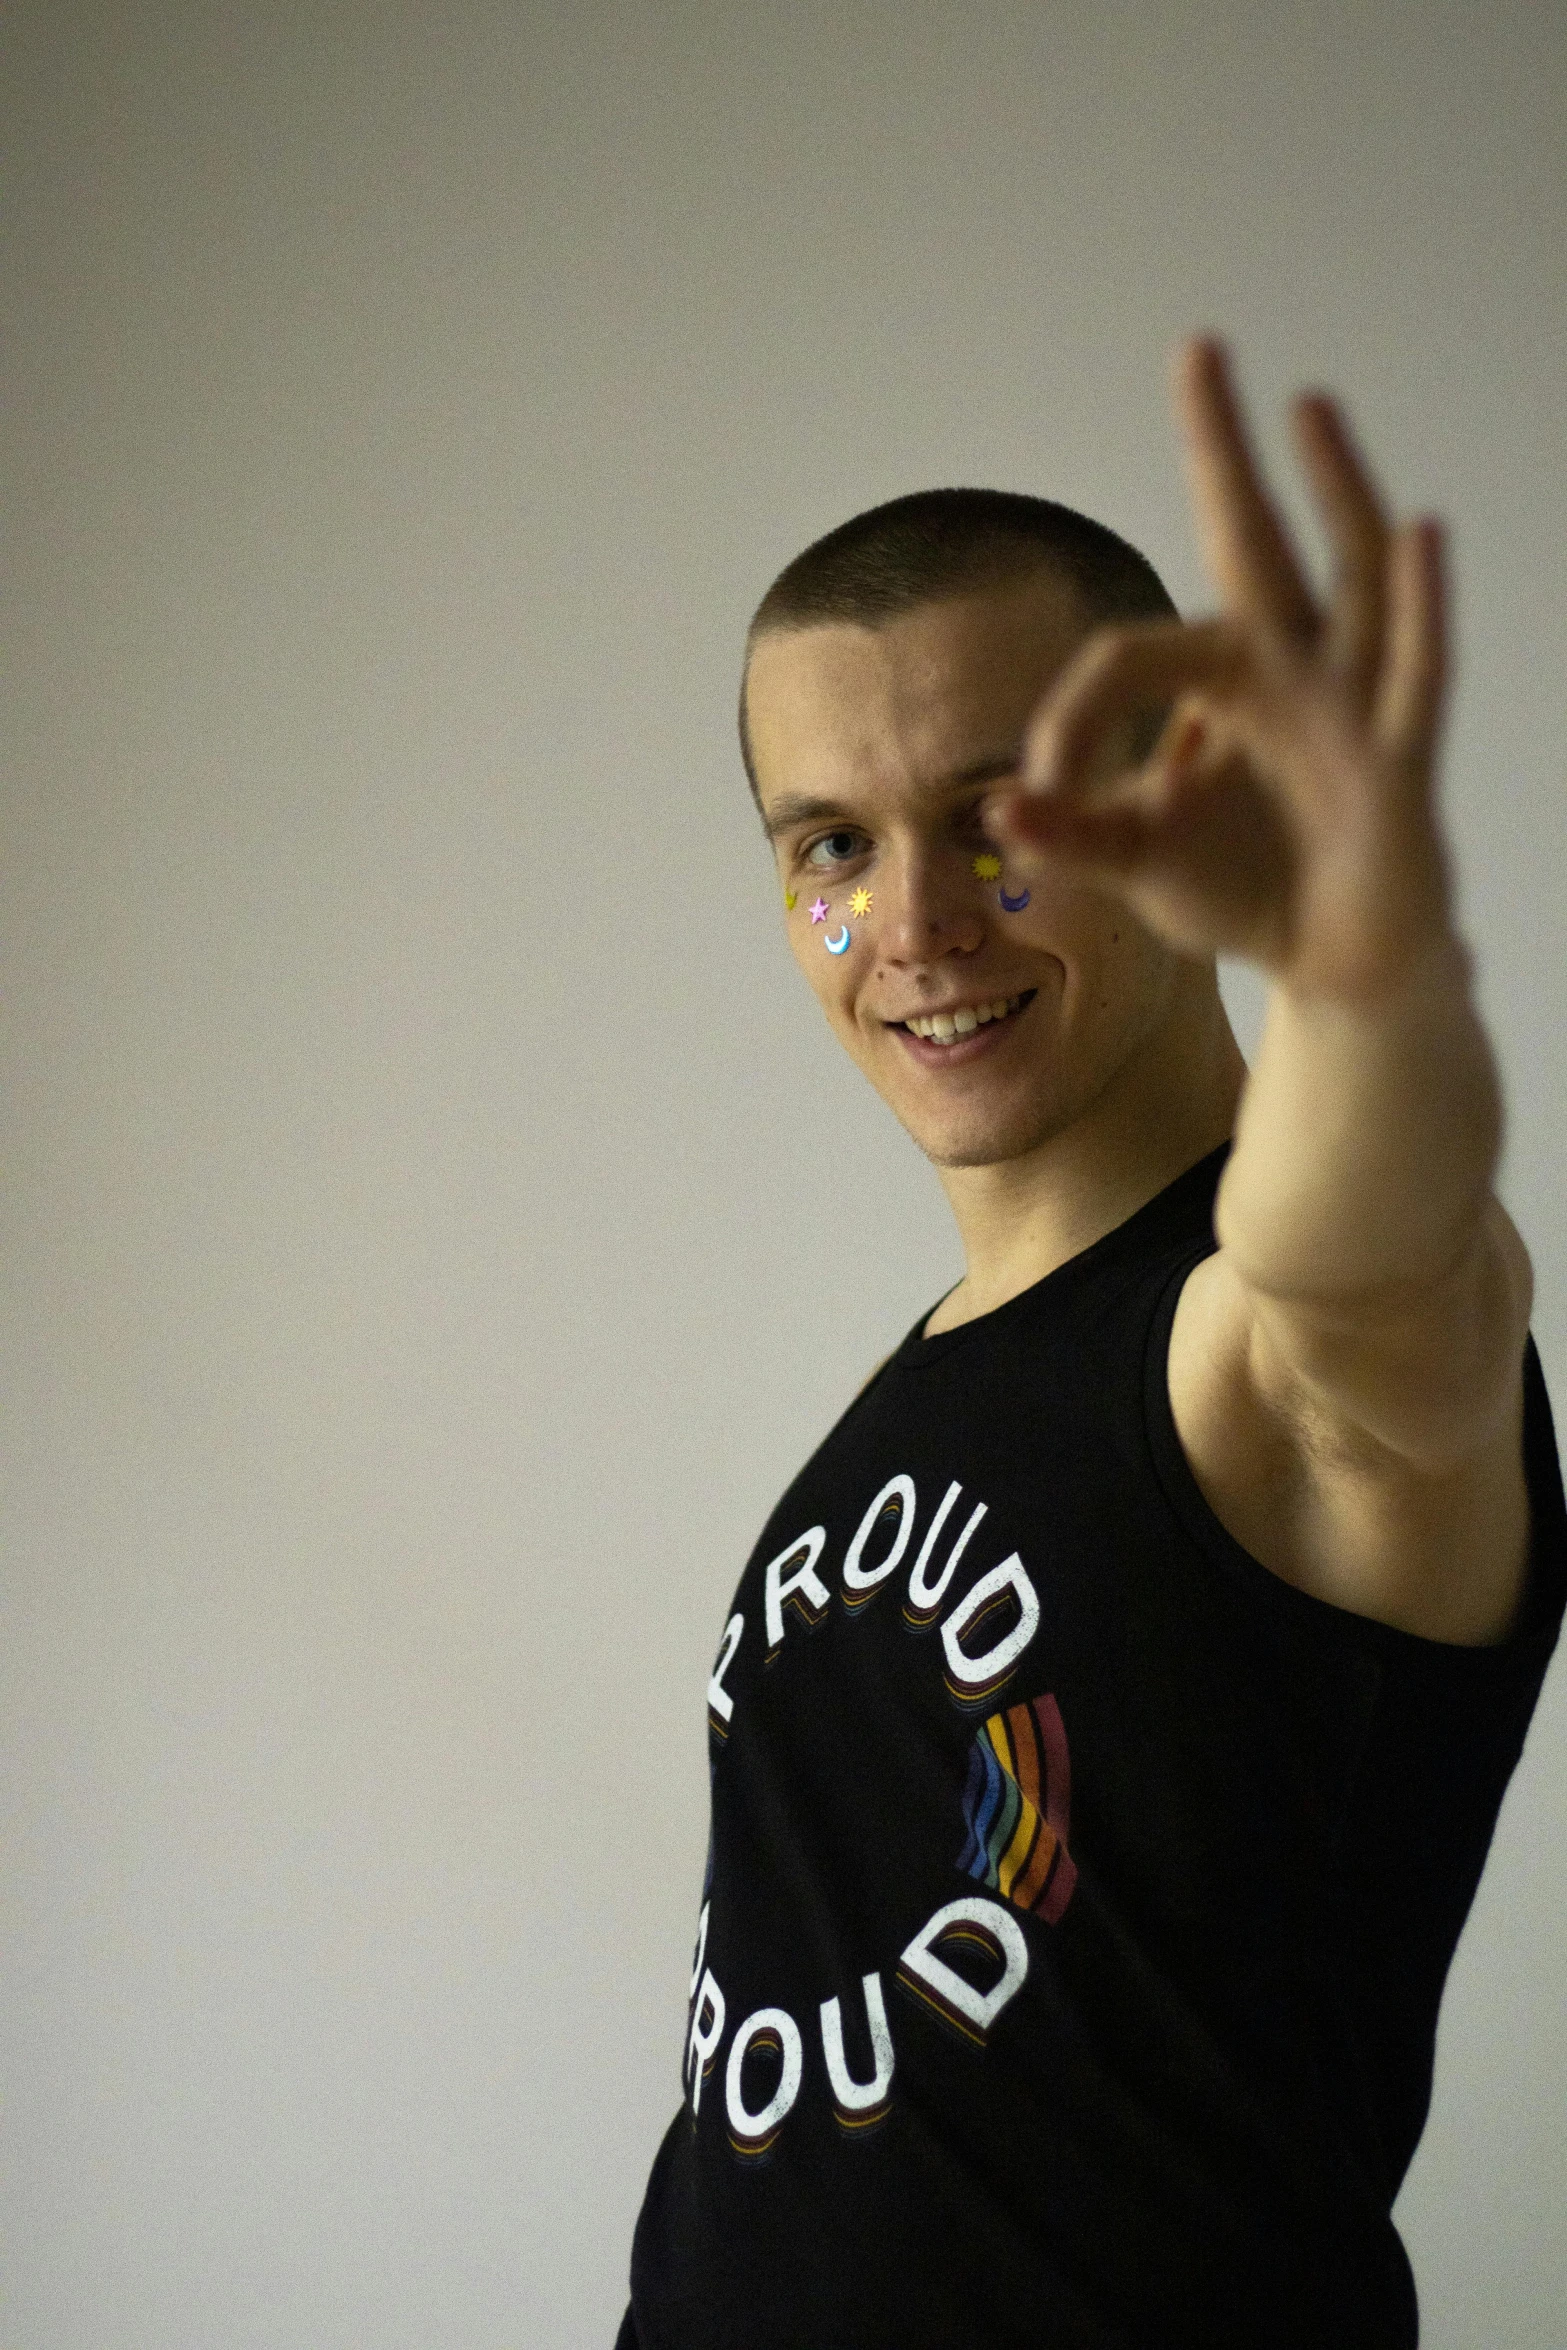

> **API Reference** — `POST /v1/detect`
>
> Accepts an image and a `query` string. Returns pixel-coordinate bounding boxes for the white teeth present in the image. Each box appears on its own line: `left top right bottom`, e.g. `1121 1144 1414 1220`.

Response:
906 994 1024 1043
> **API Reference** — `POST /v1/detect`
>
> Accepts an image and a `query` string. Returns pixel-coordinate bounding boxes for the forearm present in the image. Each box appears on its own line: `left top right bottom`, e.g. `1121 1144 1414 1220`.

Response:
1216 933 1503 1308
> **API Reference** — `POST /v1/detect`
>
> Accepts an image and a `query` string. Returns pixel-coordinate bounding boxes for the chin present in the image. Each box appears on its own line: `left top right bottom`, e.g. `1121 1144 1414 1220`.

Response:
894 1094 1072 1171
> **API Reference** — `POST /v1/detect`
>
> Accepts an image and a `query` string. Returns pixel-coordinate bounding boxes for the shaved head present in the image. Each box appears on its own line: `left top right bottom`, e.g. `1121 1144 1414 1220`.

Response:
740 487 1178 801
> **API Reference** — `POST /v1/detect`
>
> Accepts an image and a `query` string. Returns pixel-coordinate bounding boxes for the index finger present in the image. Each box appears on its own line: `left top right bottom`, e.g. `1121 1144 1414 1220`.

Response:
1177 337 1317 641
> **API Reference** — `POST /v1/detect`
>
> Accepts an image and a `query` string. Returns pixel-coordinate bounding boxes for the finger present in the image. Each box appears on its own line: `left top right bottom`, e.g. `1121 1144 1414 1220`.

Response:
1177 337 1318 640
990 784 1164 881
1374 517 1448 777
1290 393 1391 699
1018 617 1248 797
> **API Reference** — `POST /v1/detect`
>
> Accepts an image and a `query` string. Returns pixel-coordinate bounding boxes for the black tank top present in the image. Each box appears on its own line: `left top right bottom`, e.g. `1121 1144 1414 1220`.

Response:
625 1146 1566 2349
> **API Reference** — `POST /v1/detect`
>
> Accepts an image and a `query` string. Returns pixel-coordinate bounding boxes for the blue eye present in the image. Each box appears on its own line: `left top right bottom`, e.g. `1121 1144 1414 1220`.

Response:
806 830 864 867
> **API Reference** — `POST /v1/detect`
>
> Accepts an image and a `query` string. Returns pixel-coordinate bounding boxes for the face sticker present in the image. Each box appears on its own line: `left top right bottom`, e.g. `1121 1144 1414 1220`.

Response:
999 883 1032 913
848 887 872 918
972 853 1002 881
808 897 830 924
784 889 797 910
824 925 851 954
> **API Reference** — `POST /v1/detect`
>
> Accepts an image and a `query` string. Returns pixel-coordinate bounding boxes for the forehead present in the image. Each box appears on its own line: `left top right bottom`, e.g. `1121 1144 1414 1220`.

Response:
746 573 1090 814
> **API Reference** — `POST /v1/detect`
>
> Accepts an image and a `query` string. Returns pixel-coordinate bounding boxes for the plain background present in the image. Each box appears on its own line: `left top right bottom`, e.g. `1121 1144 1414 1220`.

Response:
5 4 1565 2344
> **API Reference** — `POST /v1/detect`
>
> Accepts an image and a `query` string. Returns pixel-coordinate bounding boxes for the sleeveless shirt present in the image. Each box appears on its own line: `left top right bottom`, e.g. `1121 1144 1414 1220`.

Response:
624 1146 1566 2349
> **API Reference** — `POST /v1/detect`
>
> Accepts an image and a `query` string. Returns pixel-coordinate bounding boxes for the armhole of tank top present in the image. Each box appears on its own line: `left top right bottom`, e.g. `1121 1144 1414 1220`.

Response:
1142 1247 1567 1678
1140 1242 1408 1660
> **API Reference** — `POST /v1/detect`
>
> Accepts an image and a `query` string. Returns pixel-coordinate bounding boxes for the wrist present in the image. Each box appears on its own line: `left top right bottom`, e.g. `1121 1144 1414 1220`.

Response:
1268 918 1470 1021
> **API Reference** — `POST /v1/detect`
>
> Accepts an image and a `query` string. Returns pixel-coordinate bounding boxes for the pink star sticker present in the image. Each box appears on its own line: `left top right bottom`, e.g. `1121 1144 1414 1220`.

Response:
808 897 829 924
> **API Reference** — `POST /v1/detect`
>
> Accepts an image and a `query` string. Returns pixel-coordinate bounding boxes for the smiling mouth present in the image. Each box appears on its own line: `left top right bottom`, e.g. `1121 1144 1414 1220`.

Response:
893 990 1036 1044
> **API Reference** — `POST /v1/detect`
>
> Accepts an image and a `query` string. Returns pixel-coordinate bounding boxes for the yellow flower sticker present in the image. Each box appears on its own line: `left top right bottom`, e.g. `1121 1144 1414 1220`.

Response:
972 853 1003 881
848 887 873 918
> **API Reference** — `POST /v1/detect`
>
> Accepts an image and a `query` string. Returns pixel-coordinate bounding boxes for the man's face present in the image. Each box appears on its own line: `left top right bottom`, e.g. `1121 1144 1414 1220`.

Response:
746 574 1182 1171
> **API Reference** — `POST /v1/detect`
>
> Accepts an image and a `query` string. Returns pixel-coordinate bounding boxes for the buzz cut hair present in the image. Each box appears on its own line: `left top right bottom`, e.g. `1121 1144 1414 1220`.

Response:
739 486 1179 800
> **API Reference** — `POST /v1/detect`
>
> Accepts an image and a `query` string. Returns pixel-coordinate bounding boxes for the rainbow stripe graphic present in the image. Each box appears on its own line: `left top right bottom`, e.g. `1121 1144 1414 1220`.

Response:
957 1692 1077 1925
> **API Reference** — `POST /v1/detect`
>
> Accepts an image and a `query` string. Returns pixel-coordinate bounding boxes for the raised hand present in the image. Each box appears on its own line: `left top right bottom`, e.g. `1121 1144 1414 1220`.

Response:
990 338 1455 1003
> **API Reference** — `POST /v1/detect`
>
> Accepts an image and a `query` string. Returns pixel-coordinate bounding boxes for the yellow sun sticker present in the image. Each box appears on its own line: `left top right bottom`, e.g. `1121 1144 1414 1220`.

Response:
972 853 1002 881
848 887 873 918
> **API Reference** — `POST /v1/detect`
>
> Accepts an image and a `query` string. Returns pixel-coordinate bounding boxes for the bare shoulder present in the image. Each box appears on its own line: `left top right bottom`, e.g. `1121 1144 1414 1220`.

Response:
1166 1227 1533 1646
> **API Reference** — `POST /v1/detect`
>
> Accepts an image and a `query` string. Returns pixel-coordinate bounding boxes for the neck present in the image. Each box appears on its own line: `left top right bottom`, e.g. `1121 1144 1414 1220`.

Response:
926 976 1246 1334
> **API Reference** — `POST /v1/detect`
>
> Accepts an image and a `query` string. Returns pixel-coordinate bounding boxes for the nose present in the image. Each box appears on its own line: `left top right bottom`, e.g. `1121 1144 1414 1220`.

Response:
874 843 986 970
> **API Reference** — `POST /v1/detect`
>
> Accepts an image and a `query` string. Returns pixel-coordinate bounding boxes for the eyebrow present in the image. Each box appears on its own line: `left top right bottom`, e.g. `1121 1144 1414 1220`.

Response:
758 751 1022 841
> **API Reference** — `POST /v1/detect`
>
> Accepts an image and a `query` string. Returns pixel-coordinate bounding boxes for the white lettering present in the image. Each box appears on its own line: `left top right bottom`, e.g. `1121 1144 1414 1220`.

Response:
897 1896 1029 2043
905 1486 988 1620
707 1613 744 1725
820 1971 895 2116
842 1474 916 1594
686 1966 727 2113
763 1526 830 1650
940 1551 1039 1691
688 1900 710 1999
724 2005 804 2150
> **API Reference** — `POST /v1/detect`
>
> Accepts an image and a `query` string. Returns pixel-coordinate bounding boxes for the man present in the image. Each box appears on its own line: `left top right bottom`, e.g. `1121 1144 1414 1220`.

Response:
618 340 1565 2348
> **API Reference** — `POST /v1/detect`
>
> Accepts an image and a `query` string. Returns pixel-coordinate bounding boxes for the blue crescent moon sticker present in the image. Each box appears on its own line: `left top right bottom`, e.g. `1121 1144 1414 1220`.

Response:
824 925 852 954
999 884 1031 913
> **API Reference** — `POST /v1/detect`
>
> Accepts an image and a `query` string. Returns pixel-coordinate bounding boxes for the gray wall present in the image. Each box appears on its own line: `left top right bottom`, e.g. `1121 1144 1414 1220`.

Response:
5 5 1564 2343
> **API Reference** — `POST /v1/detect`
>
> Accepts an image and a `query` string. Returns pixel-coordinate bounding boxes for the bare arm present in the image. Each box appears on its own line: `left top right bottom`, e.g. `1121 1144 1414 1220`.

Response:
992 339 1533 1640
1218 942 1528 1469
